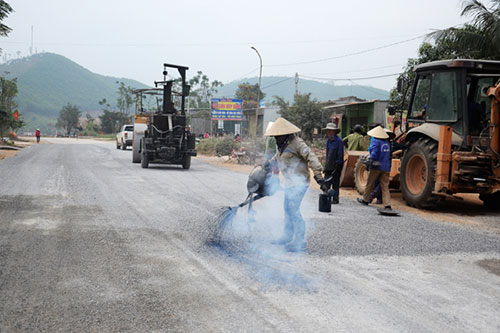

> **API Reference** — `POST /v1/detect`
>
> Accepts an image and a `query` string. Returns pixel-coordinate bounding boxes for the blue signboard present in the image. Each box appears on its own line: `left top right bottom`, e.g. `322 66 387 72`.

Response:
211 98 243 120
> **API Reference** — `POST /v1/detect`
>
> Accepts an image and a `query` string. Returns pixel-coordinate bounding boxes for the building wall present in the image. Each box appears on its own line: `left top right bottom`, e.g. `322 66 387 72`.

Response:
373 101 389 126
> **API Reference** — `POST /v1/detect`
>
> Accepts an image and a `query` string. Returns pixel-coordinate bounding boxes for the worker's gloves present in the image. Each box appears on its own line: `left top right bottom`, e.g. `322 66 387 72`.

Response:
366 158 374 171
263 160 272 172
314 174 325 186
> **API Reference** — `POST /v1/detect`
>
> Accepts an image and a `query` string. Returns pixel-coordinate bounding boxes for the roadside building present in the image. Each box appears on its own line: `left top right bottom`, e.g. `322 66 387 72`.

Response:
322 100 389 138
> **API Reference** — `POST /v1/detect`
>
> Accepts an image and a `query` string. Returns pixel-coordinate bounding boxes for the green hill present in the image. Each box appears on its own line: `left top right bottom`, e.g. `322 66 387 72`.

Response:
215 76 390 102
0 53 149 132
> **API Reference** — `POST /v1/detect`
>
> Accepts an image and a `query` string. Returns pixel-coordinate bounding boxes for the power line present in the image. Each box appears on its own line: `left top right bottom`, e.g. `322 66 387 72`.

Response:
261 77 293 89
347 80 389 97
301 63 405 76
265 34 427 68
299 72 401 81
235 67 260 81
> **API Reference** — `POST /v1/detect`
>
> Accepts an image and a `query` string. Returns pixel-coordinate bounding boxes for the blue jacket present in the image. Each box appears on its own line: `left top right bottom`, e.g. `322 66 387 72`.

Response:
325 135 344 172
369 138 391 172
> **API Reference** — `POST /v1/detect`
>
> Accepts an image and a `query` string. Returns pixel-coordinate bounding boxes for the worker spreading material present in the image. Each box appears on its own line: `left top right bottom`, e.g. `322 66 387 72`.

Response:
210 117 325 253
264 117 324 252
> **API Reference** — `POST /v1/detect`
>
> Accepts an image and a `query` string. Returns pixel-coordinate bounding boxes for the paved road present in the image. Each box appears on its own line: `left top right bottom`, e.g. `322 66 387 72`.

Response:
1 139 499 332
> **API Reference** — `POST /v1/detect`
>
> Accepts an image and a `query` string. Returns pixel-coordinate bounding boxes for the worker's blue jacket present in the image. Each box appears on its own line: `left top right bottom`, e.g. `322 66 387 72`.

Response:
325 135 344 172
369 138 391 172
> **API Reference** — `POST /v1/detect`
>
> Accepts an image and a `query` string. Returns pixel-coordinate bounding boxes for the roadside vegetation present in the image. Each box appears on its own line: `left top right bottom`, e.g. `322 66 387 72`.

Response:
0 1 23 143
390 0 500 109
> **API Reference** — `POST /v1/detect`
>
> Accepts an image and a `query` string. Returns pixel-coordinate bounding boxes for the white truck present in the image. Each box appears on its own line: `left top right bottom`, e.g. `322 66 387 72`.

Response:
116 125 134 150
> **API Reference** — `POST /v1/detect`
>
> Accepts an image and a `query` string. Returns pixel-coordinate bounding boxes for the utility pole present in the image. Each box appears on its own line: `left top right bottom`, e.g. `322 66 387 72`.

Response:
30 26 33 56
295 72 299 96
251 46 262 137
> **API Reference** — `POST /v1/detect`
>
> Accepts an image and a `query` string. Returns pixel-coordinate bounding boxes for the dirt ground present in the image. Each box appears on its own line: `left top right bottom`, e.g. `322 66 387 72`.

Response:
0 137 37 160
197 154 500 235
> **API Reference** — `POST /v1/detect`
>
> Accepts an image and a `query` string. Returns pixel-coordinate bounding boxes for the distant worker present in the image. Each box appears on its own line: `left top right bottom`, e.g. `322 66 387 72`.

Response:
343 124 366 151
323 122 344 204
35 129 41 144
357 126 392 212
264 117 324 252
264 121 276 161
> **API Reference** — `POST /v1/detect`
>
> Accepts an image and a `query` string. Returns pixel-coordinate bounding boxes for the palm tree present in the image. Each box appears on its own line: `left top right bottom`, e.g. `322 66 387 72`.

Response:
0 1 13 37
432 0 500 60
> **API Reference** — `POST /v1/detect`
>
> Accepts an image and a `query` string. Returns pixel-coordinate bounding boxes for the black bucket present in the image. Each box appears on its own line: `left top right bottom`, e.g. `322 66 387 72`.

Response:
318 193 331 212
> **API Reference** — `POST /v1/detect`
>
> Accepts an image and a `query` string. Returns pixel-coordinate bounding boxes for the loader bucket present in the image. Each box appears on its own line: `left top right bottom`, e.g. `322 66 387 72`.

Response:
340 151 368 187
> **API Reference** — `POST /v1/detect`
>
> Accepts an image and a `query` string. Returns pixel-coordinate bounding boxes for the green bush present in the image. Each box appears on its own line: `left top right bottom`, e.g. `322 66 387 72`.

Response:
215 136 238 156
197 137 222 155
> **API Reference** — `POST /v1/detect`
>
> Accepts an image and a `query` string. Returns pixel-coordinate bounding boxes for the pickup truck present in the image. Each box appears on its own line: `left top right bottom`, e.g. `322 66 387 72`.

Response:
116 125 134 150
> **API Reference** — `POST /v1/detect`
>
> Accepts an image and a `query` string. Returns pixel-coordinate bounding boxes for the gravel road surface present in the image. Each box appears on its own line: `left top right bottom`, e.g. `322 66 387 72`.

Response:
1 139 499 332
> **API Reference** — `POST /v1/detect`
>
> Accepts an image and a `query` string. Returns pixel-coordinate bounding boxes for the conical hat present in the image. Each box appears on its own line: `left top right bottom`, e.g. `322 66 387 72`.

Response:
264 117 301 136
367 125 389 139
265 121 274 132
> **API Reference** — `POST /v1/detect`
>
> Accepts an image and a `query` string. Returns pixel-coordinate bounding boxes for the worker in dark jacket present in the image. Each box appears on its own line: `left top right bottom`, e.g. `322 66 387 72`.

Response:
323 122 344 204
357 126 392 211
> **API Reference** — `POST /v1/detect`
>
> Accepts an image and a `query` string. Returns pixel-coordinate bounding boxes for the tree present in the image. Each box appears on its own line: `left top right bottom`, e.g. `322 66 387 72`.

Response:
188 71 223 110
81 113 99 136
0 1 13 38
275 93 323 141
56 103 81 135
0 75 24 138
390 1 500 111
97 97 130 133
99 110 130 134
116 81 134 114
433 0 500 60
235 82 265 111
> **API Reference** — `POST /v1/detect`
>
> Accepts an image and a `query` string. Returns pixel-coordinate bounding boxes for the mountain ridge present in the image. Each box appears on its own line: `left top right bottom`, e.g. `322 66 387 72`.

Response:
215 76 390 103
0 53 150 132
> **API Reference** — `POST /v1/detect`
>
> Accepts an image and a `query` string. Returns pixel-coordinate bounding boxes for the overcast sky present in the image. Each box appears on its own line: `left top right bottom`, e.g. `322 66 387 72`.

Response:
2 0 473 91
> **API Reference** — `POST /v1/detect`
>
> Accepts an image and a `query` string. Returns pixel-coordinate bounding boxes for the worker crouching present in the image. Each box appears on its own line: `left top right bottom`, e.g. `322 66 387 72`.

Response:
357 126 392 211
265 117 324 252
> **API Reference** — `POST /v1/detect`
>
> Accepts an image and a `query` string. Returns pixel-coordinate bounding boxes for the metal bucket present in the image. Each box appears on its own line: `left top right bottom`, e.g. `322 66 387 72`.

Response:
318 193 331 212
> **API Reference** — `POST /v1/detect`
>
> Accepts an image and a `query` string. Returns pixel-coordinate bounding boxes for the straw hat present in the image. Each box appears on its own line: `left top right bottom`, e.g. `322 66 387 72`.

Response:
367 125 389 139
264 117 301 136
265 121 274 133
322 122 340 132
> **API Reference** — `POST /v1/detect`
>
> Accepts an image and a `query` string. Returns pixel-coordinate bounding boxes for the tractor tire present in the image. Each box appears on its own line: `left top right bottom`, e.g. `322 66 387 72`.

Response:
132 138 140 163
479 191 500 209
354 157 369 195
400 137 439 208
182 155 191 170
141 140 149 169
116 140 120 149
121 140 127 150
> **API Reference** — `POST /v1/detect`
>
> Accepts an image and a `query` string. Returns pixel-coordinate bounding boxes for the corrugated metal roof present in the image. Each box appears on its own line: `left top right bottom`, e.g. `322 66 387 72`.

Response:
322 99 389 109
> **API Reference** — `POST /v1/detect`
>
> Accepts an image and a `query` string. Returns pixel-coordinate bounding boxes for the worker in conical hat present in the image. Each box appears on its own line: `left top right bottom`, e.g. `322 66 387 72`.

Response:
264 117 324 252
357 125 392 211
